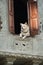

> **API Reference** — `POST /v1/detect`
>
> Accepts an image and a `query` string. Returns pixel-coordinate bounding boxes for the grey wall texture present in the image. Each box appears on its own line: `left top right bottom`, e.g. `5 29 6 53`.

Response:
0 0 43 58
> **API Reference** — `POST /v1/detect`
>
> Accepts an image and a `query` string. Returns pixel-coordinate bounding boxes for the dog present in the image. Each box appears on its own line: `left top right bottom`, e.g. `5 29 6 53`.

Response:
20 22 30 39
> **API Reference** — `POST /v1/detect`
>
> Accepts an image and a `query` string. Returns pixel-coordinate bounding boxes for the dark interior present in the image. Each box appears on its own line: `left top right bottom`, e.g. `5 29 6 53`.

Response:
14 0 28 34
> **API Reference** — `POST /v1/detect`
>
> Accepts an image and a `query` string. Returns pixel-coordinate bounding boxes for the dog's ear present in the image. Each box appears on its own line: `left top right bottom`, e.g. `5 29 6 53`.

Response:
20 23 23 26
25 22 27 25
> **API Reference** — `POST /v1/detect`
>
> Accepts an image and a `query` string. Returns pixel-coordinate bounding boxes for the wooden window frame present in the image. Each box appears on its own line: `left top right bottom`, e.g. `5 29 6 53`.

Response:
29 0 39 36
8 0 15 34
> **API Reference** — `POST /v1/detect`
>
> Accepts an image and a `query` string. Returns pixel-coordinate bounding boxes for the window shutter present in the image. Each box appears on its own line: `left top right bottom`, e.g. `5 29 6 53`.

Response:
29 1 39 36
8 0 15 34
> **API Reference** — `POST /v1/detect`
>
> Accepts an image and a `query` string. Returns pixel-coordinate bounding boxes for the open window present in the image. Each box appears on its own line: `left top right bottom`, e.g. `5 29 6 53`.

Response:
8 0 39 36
8 0 28 34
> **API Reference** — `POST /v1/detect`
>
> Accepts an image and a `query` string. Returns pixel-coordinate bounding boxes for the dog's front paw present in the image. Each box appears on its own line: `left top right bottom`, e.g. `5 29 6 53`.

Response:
22 36 26 39
20 33 22 38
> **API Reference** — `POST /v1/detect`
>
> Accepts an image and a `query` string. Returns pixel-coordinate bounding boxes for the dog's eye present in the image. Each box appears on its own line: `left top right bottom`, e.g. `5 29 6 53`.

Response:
23 26 25 27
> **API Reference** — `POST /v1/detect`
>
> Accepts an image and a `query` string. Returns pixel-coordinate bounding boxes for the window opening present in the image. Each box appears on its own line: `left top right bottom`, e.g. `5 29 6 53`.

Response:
13 0 28 34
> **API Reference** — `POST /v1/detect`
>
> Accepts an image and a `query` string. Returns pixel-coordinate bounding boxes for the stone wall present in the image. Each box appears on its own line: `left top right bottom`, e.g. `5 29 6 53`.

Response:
0 0 43 59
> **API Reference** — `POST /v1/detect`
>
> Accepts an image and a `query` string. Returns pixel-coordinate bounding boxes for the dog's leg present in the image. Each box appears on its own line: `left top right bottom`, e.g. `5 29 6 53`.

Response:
22 36 26 39
22 32 30 39
20 33 22 37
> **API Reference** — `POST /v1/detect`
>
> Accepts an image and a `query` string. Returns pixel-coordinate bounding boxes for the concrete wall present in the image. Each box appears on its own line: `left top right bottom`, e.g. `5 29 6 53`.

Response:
0 0 43 58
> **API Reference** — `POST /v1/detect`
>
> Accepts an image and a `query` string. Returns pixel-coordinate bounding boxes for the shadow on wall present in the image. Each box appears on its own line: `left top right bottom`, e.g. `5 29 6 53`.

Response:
13 58 33 65
39 62 43 65
0 56 7 65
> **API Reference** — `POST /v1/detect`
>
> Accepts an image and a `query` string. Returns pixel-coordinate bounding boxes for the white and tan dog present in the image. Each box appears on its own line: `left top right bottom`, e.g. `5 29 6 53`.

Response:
20 22 30 39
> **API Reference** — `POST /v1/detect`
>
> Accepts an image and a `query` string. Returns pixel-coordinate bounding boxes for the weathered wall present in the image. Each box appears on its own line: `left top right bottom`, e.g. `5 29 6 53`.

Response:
0 0 43 58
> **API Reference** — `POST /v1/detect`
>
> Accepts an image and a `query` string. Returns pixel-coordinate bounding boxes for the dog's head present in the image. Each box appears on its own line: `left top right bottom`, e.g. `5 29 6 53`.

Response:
20 22 28 30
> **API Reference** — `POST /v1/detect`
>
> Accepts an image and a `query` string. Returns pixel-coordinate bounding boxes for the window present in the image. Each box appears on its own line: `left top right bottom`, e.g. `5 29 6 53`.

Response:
8 0 39 36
